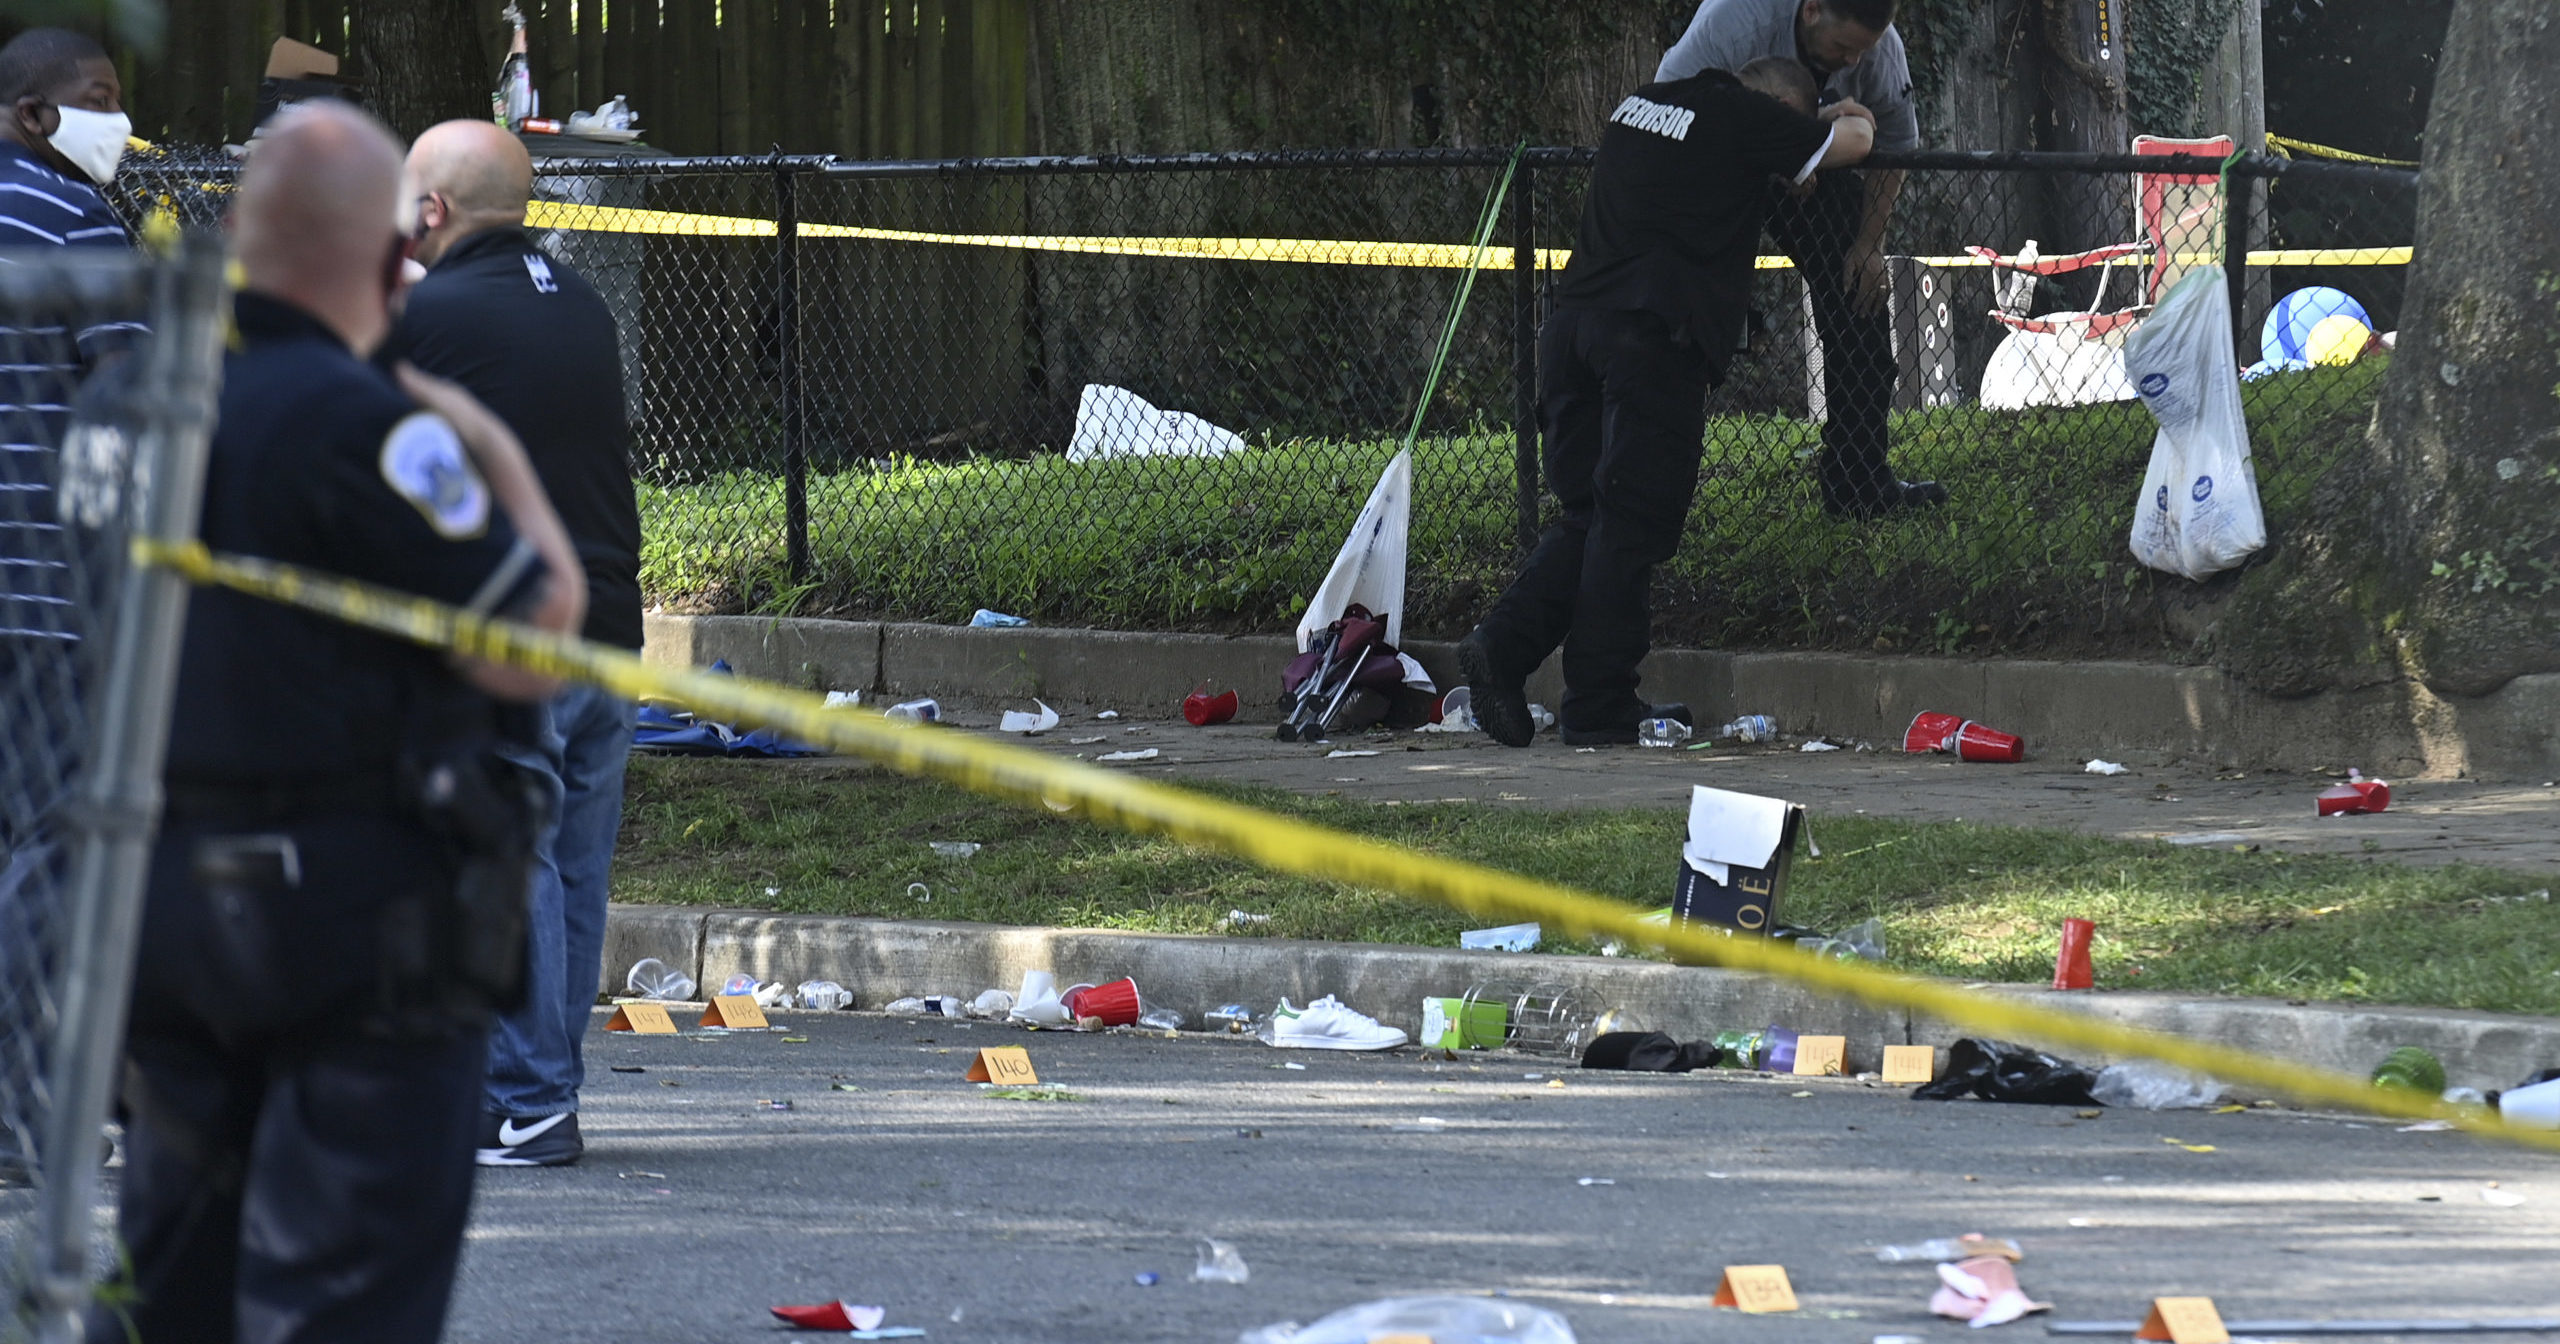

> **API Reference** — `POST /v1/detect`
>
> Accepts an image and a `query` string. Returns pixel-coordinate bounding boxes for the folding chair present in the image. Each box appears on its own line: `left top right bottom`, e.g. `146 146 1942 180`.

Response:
1973 135 2234 409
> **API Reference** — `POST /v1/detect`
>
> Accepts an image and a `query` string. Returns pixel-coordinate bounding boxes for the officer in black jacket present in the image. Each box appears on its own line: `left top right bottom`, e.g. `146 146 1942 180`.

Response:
1459 58 1872 748
388 117 644 1170
93 103 584 1344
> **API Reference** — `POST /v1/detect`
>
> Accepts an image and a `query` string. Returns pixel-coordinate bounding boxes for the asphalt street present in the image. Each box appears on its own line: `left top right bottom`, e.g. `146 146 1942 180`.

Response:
417 1009 2560 1343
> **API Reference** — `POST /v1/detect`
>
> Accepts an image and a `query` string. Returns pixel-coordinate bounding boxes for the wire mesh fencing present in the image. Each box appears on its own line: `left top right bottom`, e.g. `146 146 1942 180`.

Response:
114 144 2418 658
2 239 227 1343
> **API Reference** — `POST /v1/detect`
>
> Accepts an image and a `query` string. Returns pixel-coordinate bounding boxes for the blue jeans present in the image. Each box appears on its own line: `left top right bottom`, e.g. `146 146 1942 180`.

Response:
484 684 634 1118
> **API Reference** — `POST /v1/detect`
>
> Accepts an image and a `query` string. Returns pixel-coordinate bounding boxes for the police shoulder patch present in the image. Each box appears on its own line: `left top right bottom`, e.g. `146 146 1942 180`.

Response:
378 411 491 540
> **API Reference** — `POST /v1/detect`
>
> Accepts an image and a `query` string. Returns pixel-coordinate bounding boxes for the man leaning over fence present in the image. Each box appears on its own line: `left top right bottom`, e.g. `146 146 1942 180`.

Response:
1459 59 1874 749
93 102 584 1344
0 24 139 1187
1658 0 1942 519
388 119 644 1170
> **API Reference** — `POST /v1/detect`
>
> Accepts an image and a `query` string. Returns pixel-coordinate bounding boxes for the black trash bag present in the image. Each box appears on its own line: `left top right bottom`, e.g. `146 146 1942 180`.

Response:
1581 1031 1722 1073
1913 1037 2101 1105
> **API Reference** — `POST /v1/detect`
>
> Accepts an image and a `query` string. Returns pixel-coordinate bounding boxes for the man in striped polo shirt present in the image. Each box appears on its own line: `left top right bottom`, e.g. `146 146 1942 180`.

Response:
0 26 135 1185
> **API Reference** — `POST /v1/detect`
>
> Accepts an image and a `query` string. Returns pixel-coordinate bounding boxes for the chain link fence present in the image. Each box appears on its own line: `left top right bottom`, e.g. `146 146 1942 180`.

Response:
115 144 2416 657
2 239 227 1342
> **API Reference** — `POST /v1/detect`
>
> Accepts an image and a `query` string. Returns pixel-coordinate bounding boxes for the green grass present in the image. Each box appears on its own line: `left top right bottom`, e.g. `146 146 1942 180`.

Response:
618 754 2560 1015
638 362 2387 656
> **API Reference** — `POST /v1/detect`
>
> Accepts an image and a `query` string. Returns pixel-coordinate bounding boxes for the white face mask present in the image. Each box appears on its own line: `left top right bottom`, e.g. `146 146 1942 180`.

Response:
48 105 130 186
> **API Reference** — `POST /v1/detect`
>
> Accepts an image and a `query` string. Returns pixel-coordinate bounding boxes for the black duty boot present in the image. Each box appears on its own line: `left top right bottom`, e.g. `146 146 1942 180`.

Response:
1559 701 1693 747
1456 634 1535 748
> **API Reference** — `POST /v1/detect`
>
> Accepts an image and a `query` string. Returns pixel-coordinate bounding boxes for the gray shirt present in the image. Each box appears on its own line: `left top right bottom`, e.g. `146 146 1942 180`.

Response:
1656 0 1921 153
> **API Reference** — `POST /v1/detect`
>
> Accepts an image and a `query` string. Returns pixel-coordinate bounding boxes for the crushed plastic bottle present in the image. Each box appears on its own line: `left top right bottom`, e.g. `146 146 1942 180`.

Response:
797 980 853 1011
1875 1236 2024 1263
929 841 981 860
625 957 695 1002
1205 1004 1256 1033
967 989 1016 1019
1797 916 1887 962
1717 714 1778 743
1238 1296 1575 1344
1195 1238 1250 1285
1526 704 1556 731
1638 717 1694 748
1137 1007 1185 1033
2090 1060 2226 1110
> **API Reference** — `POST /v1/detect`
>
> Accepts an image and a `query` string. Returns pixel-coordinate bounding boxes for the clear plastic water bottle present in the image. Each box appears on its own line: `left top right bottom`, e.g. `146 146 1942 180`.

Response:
1717 714 1778 743
1637 717 1693 748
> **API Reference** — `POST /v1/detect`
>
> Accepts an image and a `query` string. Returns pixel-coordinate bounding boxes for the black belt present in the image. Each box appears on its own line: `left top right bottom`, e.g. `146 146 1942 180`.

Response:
163 774 404 828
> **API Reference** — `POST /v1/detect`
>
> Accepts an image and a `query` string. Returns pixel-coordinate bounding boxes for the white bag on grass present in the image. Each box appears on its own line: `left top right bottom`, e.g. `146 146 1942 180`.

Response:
1066 384 1246 462
1295 449 1411 652
2123 266 2264 580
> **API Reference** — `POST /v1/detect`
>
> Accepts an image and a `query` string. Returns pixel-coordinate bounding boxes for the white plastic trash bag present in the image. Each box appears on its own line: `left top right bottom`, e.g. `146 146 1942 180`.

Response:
1979 326 2138 410
1066 384 1246 462
2124 265 2264 581
1295 450 1411 652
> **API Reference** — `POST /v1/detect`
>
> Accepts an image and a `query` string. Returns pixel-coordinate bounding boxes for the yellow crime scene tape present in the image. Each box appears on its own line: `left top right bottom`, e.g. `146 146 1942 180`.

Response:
2268 133 2421 168
521 199 2407 271
131 535 2560 1154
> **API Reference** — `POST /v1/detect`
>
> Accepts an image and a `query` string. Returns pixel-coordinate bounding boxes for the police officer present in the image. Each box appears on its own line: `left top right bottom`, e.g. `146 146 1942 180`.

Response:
1458 58 1872 748
391 119 644 1169
1659 0 1943 517
93 103 585 1343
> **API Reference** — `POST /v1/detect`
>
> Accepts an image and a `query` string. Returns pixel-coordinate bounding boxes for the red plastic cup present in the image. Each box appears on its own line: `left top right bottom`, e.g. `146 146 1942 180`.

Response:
1059 977 1141 1026
2315 779 2391 816
1953 721 2026 763
1183 688 1239 726
1904 711 1964 754
2053 917 2096 990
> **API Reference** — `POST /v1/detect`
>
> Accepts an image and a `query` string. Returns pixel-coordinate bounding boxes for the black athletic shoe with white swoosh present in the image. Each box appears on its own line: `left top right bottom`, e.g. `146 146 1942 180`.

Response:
475 1111 583 1167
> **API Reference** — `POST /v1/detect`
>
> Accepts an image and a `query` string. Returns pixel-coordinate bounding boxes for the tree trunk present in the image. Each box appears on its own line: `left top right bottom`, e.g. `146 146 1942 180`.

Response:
349 0 491 140
2218 0 2560 699
2036 0 2130 252
2362 0 2560 695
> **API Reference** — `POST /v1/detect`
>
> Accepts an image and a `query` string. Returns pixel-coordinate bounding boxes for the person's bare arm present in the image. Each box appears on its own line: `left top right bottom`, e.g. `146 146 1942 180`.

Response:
1816 102 1876 169
395 364 585 701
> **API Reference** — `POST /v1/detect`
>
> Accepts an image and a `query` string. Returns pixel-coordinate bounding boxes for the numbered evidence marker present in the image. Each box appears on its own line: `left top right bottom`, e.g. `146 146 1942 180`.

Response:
699 994 770 1029
964 1046 1039 1086
2136 1297 2229 1344
1880 1044 1937 1084
603 1001 678 1034
1711 1265 1799 1314
1790 1035 1847 1077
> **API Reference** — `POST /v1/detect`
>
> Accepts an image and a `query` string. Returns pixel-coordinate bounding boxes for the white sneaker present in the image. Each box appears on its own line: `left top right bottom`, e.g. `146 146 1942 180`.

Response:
1269 995 1407 1051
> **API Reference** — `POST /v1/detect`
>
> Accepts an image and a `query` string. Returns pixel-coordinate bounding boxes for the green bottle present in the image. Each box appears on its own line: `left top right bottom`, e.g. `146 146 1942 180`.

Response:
2371 1046 2446 1094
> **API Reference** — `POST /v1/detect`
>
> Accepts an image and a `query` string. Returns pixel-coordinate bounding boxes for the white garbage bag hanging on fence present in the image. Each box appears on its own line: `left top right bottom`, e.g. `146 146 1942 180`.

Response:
1066 383 1247 462
1296 449 1411 653
2123 266 2265 581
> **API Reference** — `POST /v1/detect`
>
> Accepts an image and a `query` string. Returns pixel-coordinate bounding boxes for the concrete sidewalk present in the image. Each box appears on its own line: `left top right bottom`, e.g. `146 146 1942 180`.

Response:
642 613 2560 779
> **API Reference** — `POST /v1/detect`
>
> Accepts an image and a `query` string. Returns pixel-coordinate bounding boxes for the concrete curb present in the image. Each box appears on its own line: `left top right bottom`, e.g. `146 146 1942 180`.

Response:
641 614 2560 779
603 904 2560 1092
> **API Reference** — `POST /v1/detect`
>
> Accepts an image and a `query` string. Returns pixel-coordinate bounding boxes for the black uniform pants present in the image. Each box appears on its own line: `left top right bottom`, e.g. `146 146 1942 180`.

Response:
91 813 486 1344
1471 306 1711 732
1768 167 1900 506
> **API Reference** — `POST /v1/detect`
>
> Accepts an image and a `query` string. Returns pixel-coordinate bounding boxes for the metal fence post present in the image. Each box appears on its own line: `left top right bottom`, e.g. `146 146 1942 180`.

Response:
775 158 810 586
2226 156 2257 356
26 237 227 1344
1510 161 1539 551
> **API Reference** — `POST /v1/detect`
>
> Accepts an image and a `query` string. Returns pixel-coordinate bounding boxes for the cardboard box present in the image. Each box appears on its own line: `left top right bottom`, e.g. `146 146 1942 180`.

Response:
1420 996 1508 1050
1671 785 1805 934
